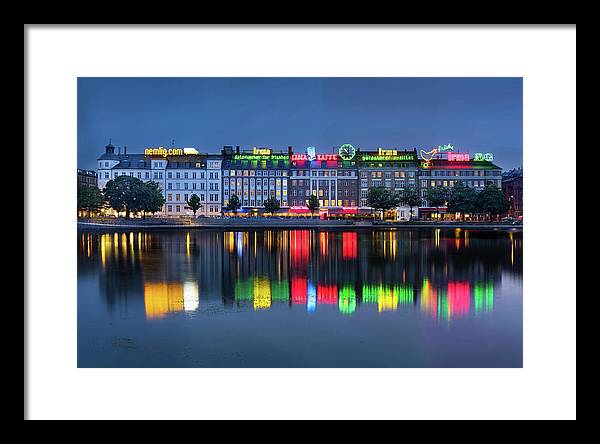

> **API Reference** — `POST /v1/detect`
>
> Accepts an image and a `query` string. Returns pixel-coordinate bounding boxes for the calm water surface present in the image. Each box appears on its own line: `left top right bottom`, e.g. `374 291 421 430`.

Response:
78 228 522 367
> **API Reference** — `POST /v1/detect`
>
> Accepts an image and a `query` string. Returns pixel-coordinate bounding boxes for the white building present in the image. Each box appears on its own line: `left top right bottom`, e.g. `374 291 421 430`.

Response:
96 142 222 217
164 155 221 217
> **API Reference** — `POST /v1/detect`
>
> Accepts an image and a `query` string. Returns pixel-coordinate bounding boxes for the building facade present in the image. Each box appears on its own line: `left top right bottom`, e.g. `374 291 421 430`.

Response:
164 154 222 216
77 169 98 187
221 146 290 213
288 146 359 217
502 167 523 218
97 143 222 216
417 148 503 219
357 148 419 208
95 142 507 219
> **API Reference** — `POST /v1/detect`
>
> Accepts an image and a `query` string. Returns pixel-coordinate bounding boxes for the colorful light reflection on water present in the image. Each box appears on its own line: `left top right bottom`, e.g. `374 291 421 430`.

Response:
78 228 522 367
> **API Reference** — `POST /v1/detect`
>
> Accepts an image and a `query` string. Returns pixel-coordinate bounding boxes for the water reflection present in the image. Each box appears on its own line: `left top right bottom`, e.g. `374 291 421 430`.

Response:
78 228 522 322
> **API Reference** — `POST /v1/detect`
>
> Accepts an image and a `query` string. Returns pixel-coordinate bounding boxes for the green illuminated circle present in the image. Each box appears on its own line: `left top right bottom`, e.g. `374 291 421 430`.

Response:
338 143 356 160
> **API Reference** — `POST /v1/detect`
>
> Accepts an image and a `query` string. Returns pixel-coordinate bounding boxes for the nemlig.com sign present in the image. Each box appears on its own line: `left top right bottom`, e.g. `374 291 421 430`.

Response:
144 147 183 157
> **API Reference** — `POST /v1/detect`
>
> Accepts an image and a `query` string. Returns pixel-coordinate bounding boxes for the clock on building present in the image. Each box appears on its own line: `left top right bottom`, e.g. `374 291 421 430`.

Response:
338 143 356 160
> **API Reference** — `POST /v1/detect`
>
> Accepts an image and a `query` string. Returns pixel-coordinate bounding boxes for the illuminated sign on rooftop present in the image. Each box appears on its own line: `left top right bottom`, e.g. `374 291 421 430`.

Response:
252 147 272 155
144 147 201 157
233 154 288 160
291 153 339 162
473 153 494 162
448 152 470 162
144 147 184 157
359 149 416 162
419 144 454 161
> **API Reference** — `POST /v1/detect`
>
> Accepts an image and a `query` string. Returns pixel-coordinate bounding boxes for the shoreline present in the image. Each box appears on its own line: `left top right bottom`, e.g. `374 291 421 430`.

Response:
77 220 523 231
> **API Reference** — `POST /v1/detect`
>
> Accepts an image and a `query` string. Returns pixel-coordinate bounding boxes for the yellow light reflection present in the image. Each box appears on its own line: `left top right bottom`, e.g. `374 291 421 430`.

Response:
253 276 272 310
186 232 191 257
144 282 185 320
320 232 328 256
121 233 127 259
100 233 107 267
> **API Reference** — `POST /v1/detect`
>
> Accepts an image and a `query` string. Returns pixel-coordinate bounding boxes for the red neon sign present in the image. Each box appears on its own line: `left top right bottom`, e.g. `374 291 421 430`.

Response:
448 153 470 162
291 154 339 161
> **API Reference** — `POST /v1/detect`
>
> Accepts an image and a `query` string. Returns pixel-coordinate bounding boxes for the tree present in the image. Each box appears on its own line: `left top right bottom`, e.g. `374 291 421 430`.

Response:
475 182 510 220
187 193 202 216
139 181 166 218
400 188 422 221
77 185 104 218
366 187 400 220
226 194 241 214
103 175 145 219
307 194 320 217
263 196 281 215
447 181 477 220
425 186 448 220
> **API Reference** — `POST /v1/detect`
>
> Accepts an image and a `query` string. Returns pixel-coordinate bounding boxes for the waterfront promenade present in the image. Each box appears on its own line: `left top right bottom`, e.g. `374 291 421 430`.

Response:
77 218 522 231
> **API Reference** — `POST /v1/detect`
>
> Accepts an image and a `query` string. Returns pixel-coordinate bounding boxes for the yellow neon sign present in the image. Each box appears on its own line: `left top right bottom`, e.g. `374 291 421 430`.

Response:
378 148 398 156
144 147 183 157
253 147 272 155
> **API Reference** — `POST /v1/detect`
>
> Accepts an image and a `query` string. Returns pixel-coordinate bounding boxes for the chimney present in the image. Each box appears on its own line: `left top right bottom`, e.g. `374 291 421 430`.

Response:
288 146 293 155
236 146 240 154
124 146 127 155
105 138 115 154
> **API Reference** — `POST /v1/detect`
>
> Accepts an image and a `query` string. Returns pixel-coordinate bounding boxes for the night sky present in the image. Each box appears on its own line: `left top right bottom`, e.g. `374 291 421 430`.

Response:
77 77 522 170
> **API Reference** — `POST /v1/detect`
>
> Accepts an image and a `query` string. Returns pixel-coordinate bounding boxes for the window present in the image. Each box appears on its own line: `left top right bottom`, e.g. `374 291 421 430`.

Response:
176 205 180 212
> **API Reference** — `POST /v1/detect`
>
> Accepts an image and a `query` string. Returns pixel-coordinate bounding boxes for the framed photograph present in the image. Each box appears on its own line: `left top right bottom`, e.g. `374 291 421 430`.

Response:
26 24 576 420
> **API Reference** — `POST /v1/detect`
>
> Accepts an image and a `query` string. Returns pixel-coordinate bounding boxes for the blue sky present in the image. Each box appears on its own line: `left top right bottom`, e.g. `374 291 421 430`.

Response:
78 77 522 170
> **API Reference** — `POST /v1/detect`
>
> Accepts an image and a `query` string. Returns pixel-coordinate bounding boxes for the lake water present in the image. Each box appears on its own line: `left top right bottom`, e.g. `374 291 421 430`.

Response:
77 228 523 367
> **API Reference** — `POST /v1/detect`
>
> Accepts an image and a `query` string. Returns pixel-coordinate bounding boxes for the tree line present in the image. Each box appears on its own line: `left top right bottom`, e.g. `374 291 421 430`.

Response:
367 181 510 220
77 175 165 219
78 176 510 220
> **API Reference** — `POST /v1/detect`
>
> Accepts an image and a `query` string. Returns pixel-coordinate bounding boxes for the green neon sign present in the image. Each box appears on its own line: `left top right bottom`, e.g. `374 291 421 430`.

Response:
473 153 494 162
360 154 416 162
233 154 289 161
